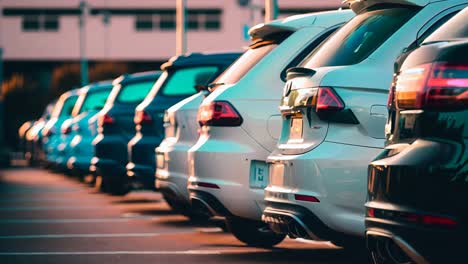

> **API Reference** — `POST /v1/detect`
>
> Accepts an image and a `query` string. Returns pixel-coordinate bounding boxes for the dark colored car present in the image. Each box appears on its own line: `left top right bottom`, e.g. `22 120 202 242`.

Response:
366 8 468 264
126 52 241 190
90 71 162 195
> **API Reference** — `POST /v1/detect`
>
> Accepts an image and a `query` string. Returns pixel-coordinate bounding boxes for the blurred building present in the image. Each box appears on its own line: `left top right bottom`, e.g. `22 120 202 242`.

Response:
0 0 345 61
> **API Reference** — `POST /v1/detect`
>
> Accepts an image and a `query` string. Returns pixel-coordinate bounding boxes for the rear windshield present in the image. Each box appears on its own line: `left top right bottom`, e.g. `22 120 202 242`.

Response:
160 66 219 96
301 7 419 68
58 95 78 117
424 8 468 43
214 44 277 85
116 80 155 104
79 89 112 114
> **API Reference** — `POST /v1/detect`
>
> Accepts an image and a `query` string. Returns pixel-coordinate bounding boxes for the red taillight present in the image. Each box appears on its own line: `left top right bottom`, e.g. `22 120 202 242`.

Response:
196 182 220 189
396 62 468 110
134 110 152 125
294 194 320 203
369 208 458 227
198 101 243 127
421 215 458 226
98 113 114 127
316 87 344 111
367 208 375 218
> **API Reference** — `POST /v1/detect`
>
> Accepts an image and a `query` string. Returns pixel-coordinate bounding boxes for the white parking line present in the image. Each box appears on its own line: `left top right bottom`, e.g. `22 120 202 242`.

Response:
0 231 197 239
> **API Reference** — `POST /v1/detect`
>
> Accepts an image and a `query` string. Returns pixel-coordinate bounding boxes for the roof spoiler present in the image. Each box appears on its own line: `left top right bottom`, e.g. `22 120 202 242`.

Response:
342 0 430 14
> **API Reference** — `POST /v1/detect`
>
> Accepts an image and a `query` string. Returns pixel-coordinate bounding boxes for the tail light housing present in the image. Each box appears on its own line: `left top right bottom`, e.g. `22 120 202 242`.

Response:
280 86 357 124
395 62 468 110
198 101 243 127
367 208 457 227
98 113 114 127
134 110 152 125
315 87 345 111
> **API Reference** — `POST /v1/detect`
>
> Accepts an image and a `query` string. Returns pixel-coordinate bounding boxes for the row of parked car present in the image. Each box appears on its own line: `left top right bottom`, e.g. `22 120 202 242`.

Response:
18 1 467 263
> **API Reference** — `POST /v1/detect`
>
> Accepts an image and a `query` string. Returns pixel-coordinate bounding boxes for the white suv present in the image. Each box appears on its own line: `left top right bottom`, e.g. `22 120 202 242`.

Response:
263 0 468 248
187 10 354 247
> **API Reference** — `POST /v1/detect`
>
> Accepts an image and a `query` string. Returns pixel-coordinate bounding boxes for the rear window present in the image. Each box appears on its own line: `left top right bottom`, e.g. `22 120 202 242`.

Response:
214 44 277 85
301 7 419 68
424 8 468 43
161 66 219 96
59 95 78 117
116 80 155 104
79 89 112 114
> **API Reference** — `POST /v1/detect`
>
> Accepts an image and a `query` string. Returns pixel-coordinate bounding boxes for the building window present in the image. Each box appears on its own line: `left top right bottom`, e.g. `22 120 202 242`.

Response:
22 15 59 31
204 14 221 30
187 14 199 30
134 10 221 32
22 15 40 31
44 15 59 31
135 15 153 31
160 14 175 30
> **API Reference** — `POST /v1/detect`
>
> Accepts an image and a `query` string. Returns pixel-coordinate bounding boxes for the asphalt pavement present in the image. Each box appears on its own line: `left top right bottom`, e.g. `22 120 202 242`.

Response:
0 167 368 264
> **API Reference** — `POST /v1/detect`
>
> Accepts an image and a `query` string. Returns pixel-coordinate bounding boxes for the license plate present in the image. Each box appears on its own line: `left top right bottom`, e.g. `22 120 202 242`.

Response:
290 117 303 140
269 163 285 187
250 161 269 189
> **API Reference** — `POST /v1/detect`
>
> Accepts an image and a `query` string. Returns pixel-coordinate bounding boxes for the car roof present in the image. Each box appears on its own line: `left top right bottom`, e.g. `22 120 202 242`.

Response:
161 51 242 70
86 80 113 92
112 70 163 86
343 0 434 14
249 9 354 40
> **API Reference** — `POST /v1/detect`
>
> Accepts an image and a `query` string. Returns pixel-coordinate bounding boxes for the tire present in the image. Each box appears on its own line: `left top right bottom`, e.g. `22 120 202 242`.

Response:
226 217 286 248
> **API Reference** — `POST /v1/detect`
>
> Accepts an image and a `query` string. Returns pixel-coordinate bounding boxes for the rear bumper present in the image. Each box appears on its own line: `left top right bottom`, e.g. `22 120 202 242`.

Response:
262 201 344 241
126 134 162 180
126 162 155 190
266 141 382 237
366 216 465 263
155 139 193 203
187 132 269 220
90 157 126 178
67 156 91 175
93 135 128 176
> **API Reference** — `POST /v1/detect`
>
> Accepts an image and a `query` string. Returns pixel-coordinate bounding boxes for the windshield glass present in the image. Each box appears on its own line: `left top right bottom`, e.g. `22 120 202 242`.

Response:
58 95 78 117
424 8 468 43
161 66 219 96
301 7 419 68
116 80 155 104
214 44 277 85
79 89 112 114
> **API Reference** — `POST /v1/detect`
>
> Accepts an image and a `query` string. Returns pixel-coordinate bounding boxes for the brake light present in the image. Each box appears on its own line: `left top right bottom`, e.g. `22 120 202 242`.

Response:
316 87 344 111
198 101 243 127
134 110 152 125
368 208 458 227
98 113 114 127
294 194 320 203
395 62 468 110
